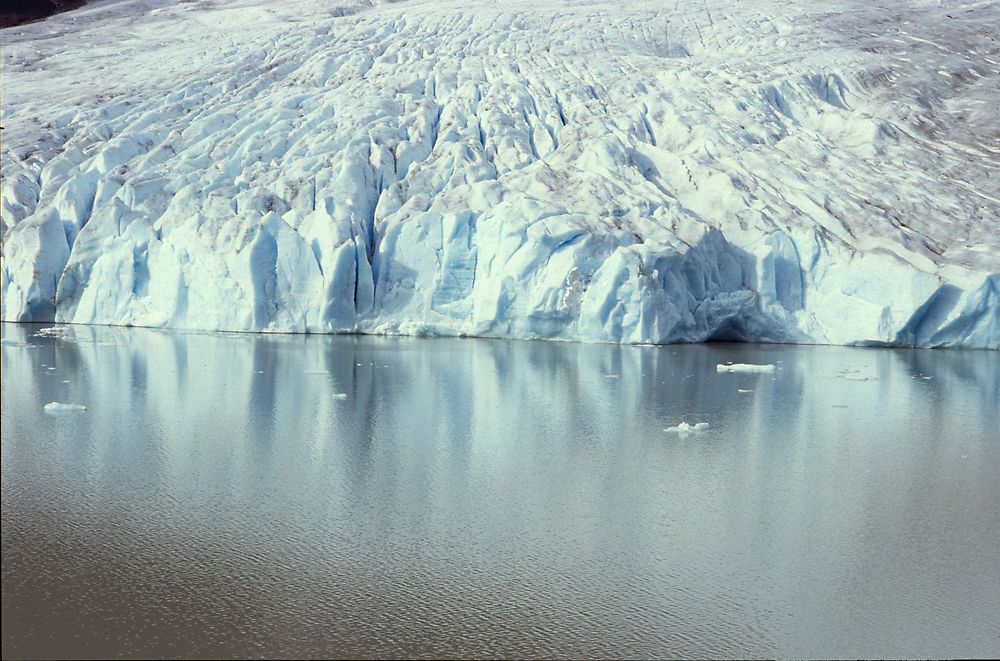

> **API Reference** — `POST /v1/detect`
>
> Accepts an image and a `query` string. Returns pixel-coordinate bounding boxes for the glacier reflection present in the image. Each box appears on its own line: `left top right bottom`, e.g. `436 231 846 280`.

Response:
2 324 999 659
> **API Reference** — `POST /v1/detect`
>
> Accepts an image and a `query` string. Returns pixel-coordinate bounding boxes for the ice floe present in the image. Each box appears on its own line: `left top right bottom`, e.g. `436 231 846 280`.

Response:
716 363 776 373
665 422 710 434
44 402 87 413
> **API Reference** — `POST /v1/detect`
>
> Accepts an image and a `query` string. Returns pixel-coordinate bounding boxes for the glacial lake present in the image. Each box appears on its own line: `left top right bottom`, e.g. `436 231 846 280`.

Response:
2 323 998 659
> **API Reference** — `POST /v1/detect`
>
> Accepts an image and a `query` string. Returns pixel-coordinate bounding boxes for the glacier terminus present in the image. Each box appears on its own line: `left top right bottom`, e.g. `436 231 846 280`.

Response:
2 0 998 348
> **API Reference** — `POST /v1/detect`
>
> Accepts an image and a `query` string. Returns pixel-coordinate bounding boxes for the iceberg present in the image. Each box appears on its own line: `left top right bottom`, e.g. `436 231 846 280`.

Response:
717 363 777 373
43 402 87 413
1 0 997 349
665 422 710 434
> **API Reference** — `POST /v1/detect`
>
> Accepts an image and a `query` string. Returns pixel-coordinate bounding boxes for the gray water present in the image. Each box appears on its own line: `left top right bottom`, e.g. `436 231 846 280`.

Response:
2 323 998 659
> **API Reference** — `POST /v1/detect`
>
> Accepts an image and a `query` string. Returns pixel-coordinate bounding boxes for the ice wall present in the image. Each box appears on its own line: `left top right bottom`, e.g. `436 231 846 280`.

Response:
2 0 998 348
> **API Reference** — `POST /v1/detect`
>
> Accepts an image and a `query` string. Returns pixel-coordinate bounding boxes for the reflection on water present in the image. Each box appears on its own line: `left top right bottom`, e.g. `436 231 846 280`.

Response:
2 324 999 659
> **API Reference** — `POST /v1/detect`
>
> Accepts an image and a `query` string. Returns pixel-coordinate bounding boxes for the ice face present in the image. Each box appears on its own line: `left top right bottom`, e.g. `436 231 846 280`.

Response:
2 0 998 348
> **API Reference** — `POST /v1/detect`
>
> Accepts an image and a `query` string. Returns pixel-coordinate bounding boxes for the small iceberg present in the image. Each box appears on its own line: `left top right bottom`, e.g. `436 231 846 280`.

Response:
34 327 73 339
333 393 349 400
716 363 775 373
44 402 87 414
664 422 709 434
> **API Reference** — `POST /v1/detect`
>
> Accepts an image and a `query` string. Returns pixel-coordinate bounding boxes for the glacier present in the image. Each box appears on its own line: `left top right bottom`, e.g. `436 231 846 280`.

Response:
1 0 998 348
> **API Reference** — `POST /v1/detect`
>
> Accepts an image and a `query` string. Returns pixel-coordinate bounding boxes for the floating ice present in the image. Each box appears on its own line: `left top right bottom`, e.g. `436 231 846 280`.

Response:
716 363 776 373
44 402 87 413
333 393 349 400
33 327 73 339
664 422 709 434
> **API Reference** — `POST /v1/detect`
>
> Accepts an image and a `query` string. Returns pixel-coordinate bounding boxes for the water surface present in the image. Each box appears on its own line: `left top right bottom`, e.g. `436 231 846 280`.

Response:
2 324 999 658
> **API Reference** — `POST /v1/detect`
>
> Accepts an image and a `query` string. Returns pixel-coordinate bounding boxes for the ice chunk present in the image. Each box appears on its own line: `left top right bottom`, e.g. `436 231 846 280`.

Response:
333 393 349 400
44 402 87 413
716 363 776 373
664 422 709 434
34 327 73 339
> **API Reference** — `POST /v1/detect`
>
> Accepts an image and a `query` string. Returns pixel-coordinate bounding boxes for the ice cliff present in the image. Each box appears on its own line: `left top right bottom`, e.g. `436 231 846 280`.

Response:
2 0 998 348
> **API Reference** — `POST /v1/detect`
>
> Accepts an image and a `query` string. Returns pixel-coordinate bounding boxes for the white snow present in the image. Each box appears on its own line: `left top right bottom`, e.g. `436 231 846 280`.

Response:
665 422 709 434
43 402 87 413
717 363 776 373
1 0 998 348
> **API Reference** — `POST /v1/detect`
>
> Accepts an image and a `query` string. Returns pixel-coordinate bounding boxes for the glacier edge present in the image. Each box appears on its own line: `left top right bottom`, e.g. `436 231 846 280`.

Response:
1 0 998 350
